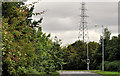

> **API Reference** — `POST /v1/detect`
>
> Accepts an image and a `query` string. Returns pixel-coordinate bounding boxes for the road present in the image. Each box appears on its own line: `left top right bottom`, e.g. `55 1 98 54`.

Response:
58 71 103 76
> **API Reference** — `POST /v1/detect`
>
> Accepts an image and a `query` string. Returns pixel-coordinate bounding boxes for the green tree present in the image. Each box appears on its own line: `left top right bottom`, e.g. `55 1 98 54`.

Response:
2 2 44 75
34 29 64 73
2 2 37 75
88 41 98 70
63 40 87 70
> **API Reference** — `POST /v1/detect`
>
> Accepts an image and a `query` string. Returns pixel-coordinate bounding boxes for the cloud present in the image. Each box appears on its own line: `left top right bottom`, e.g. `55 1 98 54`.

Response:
26 2 118 45
87 2 118 26
46 30 100 46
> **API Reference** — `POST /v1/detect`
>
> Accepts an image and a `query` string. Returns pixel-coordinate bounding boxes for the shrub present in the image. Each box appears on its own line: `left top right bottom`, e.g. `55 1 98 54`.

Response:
104 61 120 72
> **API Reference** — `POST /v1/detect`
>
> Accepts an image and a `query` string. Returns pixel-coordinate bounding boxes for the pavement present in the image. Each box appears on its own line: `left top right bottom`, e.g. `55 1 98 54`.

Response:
58 71 103 76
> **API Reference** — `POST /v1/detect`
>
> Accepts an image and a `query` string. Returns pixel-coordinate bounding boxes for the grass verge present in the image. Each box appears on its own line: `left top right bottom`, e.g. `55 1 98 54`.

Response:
91 70 120 76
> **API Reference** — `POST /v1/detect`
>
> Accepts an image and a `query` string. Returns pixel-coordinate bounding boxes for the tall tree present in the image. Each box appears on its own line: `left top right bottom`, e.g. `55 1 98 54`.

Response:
2 2 37 75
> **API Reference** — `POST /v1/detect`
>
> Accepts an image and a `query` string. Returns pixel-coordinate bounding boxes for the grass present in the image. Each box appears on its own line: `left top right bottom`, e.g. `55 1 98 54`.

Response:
91 70 120 76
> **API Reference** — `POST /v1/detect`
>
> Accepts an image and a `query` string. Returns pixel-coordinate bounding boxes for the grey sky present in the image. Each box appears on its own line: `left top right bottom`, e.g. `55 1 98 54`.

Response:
26 1 118 46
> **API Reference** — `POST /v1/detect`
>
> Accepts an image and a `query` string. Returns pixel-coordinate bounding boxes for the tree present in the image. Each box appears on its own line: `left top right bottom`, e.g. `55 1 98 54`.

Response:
2 2 37 75
63 40 87 70
2 2 45 75
88 41 98 70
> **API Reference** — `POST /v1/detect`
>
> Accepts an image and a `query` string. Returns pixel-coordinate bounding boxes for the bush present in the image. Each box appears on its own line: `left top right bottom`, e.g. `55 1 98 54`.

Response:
104 61 120 72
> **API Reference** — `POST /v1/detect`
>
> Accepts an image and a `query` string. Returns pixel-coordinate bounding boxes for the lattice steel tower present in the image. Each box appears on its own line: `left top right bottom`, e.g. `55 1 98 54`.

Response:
78 2 90 70
78 2 88 42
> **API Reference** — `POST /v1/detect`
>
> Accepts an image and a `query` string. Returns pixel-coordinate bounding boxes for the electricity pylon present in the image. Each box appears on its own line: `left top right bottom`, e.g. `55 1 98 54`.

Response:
78 2 90 70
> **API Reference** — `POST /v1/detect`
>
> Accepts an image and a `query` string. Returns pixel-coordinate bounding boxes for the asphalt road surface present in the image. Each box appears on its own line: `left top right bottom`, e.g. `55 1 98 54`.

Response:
58 71 103 76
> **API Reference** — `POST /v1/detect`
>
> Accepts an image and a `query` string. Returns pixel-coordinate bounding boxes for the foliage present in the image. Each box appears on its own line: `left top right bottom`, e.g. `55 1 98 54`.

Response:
62 28 120 72
2 2 64 76
104 61 120 72
33 28 64 73
93 28 120 70
63 40 99 70
91 70 120 76
2 3 37 75
2 2 120 75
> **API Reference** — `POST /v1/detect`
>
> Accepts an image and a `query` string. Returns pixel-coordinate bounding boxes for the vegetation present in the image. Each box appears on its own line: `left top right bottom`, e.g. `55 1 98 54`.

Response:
2 2 63 76
2 1 120 76
91 70 120 76
62 28 120 72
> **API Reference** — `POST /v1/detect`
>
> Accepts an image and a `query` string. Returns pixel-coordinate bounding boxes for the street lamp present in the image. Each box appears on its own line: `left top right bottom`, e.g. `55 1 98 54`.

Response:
87 36 90 70
95 24 104 71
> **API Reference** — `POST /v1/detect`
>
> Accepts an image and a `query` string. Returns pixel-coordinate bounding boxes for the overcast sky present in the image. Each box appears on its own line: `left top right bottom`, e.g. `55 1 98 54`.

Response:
26 1 118 46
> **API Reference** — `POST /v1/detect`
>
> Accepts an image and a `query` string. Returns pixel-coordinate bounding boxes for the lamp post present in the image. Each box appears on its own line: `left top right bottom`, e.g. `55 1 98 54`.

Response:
95 25 104 71
102 25 104 71
87 36 90 70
